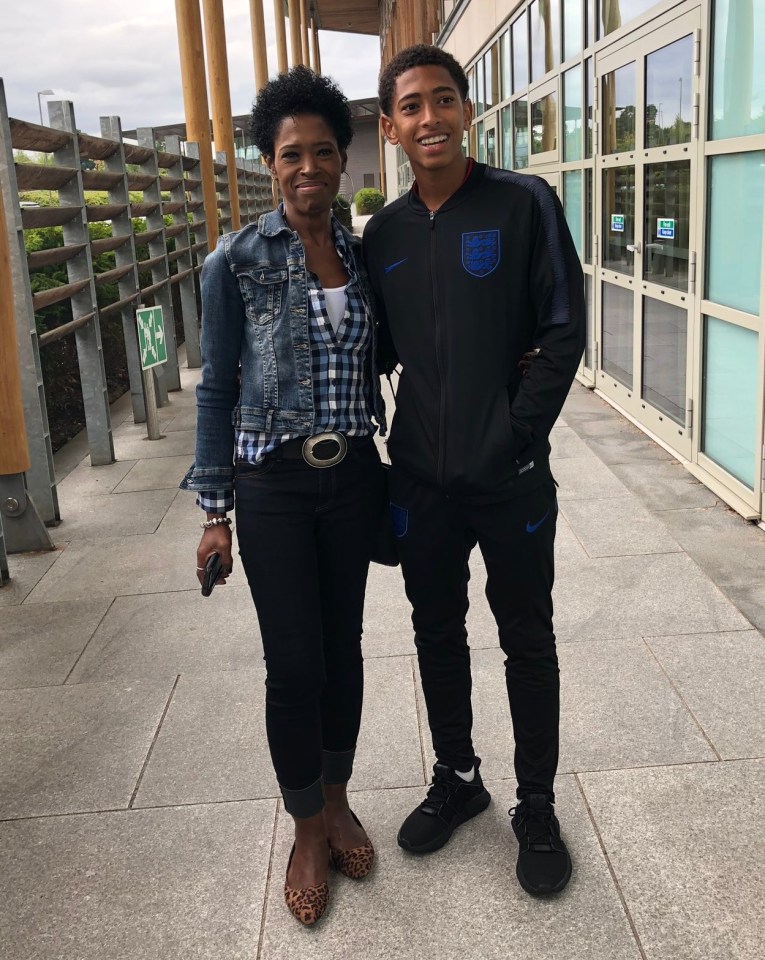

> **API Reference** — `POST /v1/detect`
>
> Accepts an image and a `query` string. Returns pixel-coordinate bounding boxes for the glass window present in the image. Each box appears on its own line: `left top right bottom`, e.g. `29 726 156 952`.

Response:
586 0 597 47
563 65 583 162
468 67 475 108
707 152 765 315
711 0 765 139
642 298 687 423
486 122 497 167
702 318 758 488
501 105 512 169
602 282 634 388
530 0 560 82
584 274 593 368
601 0 661 37
602 165 636 274
501 30 512 102
564 170 583 259
477 120 486 163
513 98 529 169
531 91 558 154
603 61 636 153
564 0 582 62
644 161 690 291
513 12 529 91
585 57 594 158
485 45 499 110
645 35 693 148
585 168 593 263
475 57 485 116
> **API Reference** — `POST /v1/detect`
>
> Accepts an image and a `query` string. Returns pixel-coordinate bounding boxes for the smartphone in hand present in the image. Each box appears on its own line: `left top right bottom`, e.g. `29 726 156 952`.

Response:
201 552 224 597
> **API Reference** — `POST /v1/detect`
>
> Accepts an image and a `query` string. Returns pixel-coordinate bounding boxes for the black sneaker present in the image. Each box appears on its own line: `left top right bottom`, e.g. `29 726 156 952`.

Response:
397 760 491 854
510 793 572 896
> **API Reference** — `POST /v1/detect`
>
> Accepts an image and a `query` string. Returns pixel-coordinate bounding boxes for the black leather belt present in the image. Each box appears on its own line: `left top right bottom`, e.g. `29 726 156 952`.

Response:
277 432 372 468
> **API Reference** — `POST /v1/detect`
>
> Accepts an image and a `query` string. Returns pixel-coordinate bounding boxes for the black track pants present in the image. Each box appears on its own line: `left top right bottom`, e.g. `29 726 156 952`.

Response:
389 466 560 800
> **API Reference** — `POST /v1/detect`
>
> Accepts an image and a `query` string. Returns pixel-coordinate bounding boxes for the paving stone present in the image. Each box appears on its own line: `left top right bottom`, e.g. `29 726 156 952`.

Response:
135 657 423 808
0 598 112 688
0 678 174 818
610 460 720 512
560 497 682 557
647 630 765 759
112 429 196 461
157 488 204 532
260 778 641 960
552 457 631 501
0 800 275 960
550 425 595 460
55 458 137 496
358 561 415 658
113 455 195 493
553 552 749 641
580 760 765 960
0 549 61 607
162 407 199 432
69 588 261 682
23 530 245 603
52 489 177 542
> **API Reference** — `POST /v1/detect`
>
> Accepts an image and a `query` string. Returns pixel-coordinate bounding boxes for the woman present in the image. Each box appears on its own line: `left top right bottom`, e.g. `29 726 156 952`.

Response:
181 67 386 926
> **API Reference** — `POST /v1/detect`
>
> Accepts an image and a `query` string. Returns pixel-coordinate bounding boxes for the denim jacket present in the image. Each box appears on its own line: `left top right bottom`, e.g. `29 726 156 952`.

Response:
181 207 386 494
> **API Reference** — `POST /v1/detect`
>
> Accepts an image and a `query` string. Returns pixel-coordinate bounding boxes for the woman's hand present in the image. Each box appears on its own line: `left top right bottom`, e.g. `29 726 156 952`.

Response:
196 523 234 588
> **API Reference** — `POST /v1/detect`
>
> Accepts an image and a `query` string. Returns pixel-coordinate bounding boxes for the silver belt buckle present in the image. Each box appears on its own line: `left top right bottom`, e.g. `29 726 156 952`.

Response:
302 432 348 468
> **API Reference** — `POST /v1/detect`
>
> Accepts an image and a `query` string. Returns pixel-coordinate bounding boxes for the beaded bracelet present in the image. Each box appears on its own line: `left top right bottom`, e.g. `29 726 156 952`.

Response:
200 516 233 529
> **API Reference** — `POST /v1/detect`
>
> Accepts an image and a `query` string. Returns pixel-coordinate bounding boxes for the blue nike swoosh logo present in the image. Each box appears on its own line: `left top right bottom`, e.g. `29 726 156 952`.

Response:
526 511 550 534
384 258 408 274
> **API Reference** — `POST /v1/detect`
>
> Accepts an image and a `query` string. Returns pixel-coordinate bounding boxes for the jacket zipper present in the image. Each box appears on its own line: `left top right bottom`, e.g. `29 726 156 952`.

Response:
430 209 447 487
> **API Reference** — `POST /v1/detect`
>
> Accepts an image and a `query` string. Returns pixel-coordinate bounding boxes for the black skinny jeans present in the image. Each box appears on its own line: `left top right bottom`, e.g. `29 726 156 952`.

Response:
389 466 560 801
234 437 384 818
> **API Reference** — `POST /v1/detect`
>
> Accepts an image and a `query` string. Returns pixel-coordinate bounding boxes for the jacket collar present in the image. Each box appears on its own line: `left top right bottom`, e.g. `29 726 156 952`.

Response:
256 204 360 251
408 159 484 216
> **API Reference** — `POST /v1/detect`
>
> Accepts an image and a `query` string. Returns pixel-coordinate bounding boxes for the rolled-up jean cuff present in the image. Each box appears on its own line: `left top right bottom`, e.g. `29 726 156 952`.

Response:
322 747 355 785
280 777 325 819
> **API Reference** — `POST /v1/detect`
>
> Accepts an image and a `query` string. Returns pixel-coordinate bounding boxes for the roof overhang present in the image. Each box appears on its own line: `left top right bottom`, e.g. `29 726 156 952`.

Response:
312 0 380 36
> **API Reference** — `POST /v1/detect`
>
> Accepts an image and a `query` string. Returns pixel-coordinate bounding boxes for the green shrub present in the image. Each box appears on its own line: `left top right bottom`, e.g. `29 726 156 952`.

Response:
332 196 353 231
354 188 385 215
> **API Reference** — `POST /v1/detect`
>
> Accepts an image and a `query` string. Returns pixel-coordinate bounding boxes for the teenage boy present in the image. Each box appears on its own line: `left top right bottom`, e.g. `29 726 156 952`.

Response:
363 45 585 896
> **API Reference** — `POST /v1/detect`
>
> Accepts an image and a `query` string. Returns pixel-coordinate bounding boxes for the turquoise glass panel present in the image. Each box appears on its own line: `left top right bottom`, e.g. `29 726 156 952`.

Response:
711 0 765 139
563 65 583 161
564 170 583 259
707 153 764 315
702 318 758 489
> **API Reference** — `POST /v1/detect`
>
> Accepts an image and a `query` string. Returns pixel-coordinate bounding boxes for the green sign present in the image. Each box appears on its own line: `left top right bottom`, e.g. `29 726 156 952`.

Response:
656 217 675 239
611 214 625 233
136 306 167 370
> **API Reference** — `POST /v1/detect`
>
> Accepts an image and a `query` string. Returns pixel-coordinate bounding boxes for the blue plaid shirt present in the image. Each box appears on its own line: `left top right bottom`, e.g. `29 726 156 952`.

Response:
198 220 374 513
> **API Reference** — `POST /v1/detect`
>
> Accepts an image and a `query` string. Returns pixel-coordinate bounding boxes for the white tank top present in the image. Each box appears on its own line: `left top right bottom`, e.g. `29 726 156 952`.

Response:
323 285 347 334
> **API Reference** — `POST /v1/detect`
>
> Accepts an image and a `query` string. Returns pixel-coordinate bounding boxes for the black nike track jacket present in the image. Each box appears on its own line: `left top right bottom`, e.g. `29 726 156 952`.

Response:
363 161 586 503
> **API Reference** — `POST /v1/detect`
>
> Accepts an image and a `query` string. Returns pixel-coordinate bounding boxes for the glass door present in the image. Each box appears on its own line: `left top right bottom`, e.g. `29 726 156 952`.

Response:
595 8 701 459
483 113 498 167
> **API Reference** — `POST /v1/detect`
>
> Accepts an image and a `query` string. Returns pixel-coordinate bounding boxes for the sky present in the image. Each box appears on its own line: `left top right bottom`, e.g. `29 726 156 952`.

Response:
0 0 381 136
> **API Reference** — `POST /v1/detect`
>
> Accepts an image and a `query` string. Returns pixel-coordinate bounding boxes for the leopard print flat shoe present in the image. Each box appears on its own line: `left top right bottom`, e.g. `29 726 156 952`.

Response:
329 811 375 880
284 845 330 926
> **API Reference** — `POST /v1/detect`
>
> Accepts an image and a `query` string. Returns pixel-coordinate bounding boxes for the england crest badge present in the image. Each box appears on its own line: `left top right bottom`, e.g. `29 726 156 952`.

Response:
461 229 501 278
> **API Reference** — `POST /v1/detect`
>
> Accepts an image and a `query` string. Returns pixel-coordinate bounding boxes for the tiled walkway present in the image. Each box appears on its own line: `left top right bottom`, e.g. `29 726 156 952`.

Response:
2 364 764 960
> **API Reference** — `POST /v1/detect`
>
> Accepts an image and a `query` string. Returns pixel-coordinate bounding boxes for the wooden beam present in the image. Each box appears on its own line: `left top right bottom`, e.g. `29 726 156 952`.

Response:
203 0 242 230
311 17 321 73
175 0 219 249
249 0 269 91
300 0 311 67
288 0 303 65
0 182 31 475
274 0 289 73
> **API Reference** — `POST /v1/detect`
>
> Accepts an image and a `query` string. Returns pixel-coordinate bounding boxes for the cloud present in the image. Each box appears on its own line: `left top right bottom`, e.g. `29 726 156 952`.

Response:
1 0 380 134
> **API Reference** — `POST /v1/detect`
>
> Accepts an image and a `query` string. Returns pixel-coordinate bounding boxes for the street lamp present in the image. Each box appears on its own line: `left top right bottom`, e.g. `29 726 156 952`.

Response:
36 89 55 126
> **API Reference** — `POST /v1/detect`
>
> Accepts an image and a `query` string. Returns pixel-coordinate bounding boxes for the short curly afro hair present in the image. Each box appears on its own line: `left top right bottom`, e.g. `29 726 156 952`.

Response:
378 44 469 117
249 66 354 159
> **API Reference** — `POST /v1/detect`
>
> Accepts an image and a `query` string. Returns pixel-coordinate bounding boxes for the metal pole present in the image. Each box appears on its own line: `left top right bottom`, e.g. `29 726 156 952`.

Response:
176 0 219 250
274 0 289 73
202 0 242 231
142 368 162 440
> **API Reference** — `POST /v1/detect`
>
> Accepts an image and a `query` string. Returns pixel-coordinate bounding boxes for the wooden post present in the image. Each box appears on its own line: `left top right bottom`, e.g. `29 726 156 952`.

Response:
176 0 219 249
288 0 303 66
378 121 387 199
273 0 289 73
300 0 310 68
203 0 241 231
311 17 321 73
249 0 269 92
0 180 30 477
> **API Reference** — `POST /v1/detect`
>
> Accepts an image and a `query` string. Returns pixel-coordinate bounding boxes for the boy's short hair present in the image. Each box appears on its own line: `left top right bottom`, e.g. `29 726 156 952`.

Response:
378 44 469 117
249 65 354 159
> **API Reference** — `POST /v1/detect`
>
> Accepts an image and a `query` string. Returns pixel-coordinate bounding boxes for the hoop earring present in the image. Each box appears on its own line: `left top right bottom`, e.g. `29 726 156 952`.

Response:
335 194 351 210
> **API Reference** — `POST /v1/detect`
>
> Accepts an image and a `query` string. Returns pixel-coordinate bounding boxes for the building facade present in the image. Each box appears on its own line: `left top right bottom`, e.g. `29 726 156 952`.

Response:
355 0 764 522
